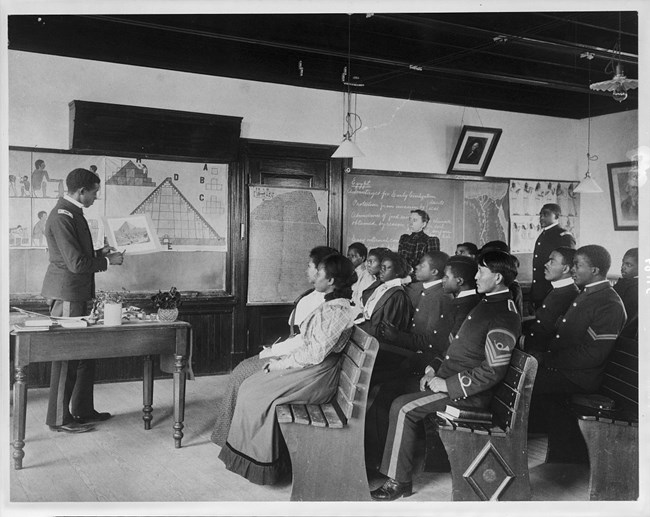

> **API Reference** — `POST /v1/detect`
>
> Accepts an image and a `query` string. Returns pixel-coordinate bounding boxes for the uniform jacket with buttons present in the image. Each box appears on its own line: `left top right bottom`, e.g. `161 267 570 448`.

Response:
435 291 521 406
542 281 626 392
358 285 413 338
392 281 453 354
521 282 579 353
531 224 576 306
41 197 107 302
613 277 637 321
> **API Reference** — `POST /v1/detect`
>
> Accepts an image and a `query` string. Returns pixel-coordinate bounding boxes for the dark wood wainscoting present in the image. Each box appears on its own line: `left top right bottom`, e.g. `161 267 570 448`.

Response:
9 297 235 388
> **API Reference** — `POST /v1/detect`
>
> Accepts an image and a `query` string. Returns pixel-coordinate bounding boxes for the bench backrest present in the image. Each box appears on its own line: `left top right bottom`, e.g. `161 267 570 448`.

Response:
334 325 379 422
600 327 638 418
490 349 538 432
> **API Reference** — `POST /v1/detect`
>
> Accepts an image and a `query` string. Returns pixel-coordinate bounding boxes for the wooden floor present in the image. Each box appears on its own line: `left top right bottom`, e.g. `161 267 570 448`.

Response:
8 374 590 503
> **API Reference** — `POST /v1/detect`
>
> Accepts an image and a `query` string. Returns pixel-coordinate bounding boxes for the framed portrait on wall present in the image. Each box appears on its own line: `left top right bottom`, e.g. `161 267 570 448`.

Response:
607 161 638 231
447 125 502 176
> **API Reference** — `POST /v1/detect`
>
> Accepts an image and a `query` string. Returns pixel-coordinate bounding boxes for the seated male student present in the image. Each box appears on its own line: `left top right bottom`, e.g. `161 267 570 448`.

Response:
376 251 451 367
369 250 521 501
364 254 479 470
478 240 524 318
519 246 579 354
528 245 627 451
613 247 638 321
531 244 627 395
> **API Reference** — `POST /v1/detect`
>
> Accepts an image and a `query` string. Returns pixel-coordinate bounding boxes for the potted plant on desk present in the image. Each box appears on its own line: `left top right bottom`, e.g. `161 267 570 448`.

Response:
151 287 182 322
93 289 127 326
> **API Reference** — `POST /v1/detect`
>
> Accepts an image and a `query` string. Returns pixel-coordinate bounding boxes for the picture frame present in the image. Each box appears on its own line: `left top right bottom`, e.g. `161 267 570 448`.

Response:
447 125 503 176
103 214 162 254
607 161 638 231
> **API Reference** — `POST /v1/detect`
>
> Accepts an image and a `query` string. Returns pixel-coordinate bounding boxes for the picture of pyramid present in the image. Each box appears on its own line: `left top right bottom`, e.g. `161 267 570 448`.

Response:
107 160 157 187
113 220 151 247
131 177 224 246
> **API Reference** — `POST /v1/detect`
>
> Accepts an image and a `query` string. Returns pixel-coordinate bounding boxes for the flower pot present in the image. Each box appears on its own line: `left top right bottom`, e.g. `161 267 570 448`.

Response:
103 302 123 326
157 308 179 322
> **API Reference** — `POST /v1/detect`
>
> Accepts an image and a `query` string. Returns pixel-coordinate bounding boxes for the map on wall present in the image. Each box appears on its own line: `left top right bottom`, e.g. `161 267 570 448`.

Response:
8 151 228 252
247 186 329 304
508 179 580 253
463 181 509 247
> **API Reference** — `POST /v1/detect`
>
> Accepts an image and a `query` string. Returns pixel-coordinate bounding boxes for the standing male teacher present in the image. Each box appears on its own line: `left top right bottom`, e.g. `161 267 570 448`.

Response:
41 168 125 433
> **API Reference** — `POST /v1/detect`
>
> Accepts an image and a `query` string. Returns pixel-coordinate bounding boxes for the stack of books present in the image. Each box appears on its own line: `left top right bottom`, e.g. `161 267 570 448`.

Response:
13 317 54 332
436 405 493 425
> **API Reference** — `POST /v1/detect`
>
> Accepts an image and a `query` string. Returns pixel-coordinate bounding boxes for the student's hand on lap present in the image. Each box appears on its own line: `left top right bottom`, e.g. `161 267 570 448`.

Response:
264 358 282 372
427 376 448 393
419 370 436 391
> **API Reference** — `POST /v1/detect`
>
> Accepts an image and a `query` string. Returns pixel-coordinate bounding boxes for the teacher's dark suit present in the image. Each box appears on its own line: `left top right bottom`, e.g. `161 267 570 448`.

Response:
42 197 108 427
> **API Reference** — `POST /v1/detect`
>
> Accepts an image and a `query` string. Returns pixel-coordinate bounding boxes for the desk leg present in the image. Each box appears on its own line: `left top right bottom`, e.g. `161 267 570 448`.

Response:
143 355 154 430
173 354 186 448
12 366 28 470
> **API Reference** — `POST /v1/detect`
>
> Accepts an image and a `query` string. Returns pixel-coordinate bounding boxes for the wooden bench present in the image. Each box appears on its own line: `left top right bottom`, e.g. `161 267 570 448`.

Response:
424 349 538 501
276 325 379 501
569 322 638 500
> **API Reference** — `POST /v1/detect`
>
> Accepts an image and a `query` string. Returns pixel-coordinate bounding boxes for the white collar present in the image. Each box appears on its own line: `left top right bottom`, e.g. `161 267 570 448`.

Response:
422 279 443 289
551 277 575 288
457 289 477 299
542 222 559 231
485 288 510 297
382 278 403 289
355 263 366 274
64 194 85 209
585 279 609 288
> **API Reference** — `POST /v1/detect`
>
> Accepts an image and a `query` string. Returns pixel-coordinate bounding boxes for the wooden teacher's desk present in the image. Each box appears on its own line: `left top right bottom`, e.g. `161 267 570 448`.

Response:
11 320 191 470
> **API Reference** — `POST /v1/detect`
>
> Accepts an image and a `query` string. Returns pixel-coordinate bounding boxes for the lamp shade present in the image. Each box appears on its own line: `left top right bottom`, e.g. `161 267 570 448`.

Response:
331 138 365 158
573 173 603 194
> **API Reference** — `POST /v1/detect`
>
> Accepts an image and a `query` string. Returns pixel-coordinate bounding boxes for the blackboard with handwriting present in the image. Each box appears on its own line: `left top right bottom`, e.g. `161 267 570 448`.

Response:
343 170 510 258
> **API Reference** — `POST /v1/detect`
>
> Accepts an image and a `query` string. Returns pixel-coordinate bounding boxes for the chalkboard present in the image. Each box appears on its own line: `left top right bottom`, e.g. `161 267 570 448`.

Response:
343 170 510 258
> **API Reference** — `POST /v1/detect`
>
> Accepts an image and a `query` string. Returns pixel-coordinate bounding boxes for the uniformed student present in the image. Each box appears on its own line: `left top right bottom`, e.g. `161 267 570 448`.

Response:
530 203 576 308
41 168 124 433
369 250 521 501
519 246 579 354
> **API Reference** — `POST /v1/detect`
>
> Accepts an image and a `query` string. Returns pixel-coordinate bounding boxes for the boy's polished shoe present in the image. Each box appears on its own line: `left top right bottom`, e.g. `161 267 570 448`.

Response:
49 422 95 433
370 478 413 501
72 411 112 424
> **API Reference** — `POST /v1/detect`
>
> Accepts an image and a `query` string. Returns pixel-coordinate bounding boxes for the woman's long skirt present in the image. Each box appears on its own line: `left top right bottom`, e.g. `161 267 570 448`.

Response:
218 353 341 485
210 355 266 446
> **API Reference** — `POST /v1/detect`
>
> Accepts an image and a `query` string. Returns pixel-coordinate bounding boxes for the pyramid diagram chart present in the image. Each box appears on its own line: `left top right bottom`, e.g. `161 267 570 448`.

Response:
131 177 224 247
107 160 157 187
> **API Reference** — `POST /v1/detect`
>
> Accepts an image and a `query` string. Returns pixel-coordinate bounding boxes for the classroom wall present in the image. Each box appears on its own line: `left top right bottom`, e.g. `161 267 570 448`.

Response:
8 50 638 272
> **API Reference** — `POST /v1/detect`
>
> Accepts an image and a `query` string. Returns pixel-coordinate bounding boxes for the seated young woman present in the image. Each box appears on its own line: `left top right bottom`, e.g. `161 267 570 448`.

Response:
210 245 338 446
360 247 391 307
218 254 358 484
357 250 413 337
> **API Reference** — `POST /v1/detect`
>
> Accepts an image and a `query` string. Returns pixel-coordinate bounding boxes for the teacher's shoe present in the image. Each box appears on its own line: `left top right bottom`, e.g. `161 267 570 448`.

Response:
73 411 112 424
49 422 95 433
370 478 413 501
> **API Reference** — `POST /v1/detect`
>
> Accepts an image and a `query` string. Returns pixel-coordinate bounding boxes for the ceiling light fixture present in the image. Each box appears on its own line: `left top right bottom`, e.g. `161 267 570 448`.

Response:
332 15 364 159
575 53 602 194
589 13 638 103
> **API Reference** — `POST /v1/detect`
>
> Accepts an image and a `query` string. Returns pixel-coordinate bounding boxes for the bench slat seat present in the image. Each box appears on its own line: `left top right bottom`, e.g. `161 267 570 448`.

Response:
428 349 538 501
276 326 379 501
569 325 638 501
